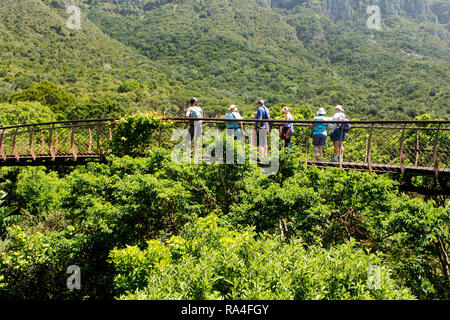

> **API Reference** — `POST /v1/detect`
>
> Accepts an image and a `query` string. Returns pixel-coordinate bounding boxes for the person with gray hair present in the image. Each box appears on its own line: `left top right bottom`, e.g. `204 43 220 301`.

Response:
225 105 244 139
330 105 346 162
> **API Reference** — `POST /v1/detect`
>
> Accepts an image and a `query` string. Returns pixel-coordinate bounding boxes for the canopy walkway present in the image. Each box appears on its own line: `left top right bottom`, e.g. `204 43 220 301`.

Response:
0 118 448 181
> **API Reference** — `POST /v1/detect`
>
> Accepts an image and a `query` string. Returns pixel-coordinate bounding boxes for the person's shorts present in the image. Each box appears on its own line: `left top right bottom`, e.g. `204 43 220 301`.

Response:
188 124 202 141
312 134 327 146
256 128 268 147
330 128 346 142
227 128 242 140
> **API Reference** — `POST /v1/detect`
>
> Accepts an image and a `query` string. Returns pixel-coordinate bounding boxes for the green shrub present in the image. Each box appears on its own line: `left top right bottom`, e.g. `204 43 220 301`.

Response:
15 168 67 216
61 155 201 243
110 111 173 157
10 81 76 117
0 226 86 299
0 101 57 126
65 97 126 120
0 190 20 239
109 214 415 300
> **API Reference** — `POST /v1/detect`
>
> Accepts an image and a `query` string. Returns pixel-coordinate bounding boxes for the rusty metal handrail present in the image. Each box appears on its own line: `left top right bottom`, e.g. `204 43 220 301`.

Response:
0 118 447 179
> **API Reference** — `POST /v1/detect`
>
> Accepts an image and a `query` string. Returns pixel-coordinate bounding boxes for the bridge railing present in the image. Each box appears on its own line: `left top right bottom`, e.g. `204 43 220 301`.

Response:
0 118 448 178
0 119 116 162
167 118 450 178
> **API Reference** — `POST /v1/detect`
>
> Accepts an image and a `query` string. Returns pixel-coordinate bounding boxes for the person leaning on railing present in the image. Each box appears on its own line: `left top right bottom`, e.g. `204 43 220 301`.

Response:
329 105 346 162
225 105 245 140
280 107 294 149
185 97 203 158
311 107 330 161
255 100 270 158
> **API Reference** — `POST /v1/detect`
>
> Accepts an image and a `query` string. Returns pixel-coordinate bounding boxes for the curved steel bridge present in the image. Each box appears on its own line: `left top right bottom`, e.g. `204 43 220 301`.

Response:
0 118 448 181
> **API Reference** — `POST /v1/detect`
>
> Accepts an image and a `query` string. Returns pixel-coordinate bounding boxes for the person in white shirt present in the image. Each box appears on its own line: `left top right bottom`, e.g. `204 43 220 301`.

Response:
329 105 346 162
185 97 203 158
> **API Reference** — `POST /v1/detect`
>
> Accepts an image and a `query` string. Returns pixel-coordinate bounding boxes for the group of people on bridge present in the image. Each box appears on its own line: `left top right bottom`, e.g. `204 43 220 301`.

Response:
185 98 351 162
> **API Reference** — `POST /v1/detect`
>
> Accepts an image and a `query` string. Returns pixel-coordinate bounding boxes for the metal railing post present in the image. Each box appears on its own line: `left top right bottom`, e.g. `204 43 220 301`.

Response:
71 126 77 160
305 128 309 168
97 123 102 158
415 130 420 167
0 128 6 161
30 126 36 160
366 124 374 173
339 124 344 169
399 123 407 175
49 124 55 160
88 127 93 154
12 127 19 161
432 124 441 180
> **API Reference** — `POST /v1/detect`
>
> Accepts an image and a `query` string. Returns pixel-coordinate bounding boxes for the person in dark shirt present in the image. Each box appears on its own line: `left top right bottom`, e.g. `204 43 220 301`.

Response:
255 100 270 157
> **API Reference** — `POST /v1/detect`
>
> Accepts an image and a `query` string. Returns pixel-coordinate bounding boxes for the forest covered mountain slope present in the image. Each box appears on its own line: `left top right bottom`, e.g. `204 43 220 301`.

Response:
0 0 448 119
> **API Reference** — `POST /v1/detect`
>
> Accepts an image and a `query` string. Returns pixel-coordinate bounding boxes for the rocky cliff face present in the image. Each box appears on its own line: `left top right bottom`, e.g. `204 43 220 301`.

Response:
266 0 442 22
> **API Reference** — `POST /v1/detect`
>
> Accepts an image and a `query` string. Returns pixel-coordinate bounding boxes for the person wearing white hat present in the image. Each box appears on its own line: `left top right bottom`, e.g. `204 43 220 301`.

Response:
311 107 330 161
225 105 244 139
330 105 346 162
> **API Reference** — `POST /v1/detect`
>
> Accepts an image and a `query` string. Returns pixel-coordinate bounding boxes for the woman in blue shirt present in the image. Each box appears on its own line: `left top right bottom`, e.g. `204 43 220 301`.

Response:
311 108 329 161
225 105 244 139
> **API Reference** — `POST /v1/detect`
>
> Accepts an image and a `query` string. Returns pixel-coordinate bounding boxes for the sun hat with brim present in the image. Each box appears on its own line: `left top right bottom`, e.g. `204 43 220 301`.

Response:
335 105 344 112
317 108 326 115
229 105 237 111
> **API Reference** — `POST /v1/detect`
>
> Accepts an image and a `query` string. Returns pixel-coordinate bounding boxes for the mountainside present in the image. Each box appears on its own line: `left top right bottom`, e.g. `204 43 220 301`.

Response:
0 0 176 111
0 0 448 119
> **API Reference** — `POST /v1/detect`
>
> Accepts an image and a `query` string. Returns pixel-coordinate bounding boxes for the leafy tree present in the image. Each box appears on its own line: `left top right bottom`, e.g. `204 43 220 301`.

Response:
109 214 415 300
0 190 20 239
10 81 76 117
65 97 127 120
0 101 57 126
110 111 173 157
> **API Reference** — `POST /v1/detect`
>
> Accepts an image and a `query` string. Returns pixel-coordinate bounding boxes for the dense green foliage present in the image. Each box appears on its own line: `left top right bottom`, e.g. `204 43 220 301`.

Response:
0 148 447 300
110 112 174 156
10 81 76 118
0 0 448 302
0 101 57 126
0 191 19 239
110 215 414 300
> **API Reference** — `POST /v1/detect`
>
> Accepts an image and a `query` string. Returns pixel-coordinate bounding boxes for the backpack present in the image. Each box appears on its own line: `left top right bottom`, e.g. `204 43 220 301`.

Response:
262 107 270 120
340 116 352 132
189 108 200 118
261 106 270 129
227 112 239 130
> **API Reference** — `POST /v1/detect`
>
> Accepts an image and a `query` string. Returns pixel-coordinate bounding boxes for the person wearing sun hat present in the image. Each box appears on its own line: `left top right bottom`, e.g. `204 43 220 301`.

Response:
225 105 244 139
330 105 346 162
311 107 329 161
